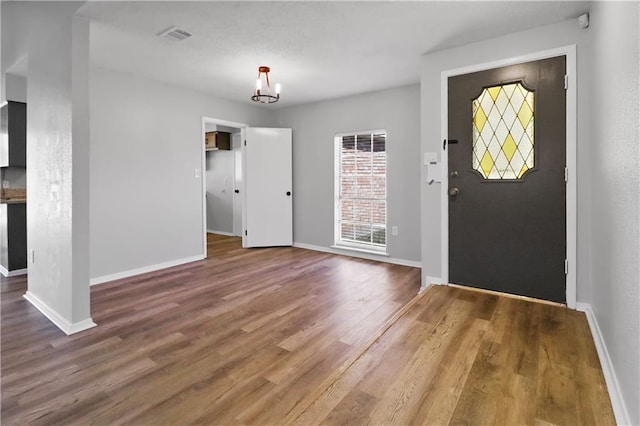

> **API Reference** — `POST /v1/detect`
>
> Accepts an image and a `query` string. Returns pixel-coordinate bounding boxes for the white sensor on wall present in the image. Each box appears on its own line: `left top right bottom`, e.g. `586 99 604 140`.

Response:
578 13 589 29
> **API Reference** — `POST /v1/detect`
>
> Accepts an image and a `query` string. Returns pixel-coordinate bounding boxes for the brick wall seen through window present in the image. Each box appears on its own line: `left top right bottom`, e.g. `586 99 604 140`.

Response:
335 131 386 251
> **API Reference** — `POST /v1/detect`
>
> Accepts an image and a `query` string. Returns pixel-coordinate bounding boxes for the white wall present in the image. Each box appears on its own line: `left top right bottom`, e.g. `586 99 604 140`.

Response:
90 66 274 281
2 66 27 191
587 3 639 424
1 3 3 103
2 168 26 189
205 148 234 234
274 84 421 263
0 0 25 105
1 2 93 331
4 74 27 103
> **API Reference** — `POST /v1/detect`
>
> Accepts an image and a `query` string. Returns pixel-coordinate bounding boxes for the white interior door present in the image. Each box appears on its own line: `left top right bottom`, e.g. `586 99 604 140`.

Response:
242 127 293 248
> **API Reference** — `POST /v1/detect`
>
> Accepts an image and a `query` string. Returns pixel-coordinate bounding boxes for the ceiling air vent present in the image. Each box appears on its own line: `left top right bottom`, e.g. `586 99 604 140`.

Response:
157 26 192 42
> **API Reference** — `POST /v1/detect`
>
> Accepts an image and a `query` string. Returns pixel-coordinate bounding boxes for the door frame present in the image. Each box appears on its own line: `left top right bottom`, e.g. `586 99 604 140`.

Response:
201 116 248 257
231 133 243 237
439 45 577 308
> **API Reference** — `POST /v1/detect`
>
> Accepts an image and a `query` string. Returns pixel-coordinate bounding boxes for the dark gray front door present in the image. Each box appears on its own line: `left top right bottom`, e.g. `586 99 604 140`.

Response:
448 56 566 303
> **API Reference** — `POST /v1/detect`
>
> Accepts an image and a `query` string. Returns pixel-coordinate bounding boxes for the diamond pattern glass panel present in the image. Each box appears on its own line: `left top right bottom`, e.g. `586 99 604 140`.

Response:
472 82 534 180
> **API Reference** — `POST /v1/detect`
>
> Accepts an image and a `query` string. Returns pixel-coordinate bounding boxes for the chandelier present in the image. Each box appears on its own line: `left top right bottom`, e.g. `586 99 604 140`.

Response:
251 66 281 104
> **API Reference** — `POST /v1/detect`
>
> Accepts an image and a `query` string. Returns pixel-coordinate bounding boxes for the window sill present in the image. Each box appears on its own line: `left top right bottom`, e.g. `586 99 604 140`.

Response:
331 245 389 257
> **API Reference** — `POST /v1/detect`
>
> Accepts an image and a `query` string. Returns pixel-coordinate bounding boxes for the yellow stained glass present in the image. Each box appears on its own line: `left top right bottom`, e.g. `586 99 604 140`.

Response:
502 134 517 161
473 105 487 132
517 101 533 128
487 86 501 101
480 151 494 177
472 82 534 180
519 163 528 179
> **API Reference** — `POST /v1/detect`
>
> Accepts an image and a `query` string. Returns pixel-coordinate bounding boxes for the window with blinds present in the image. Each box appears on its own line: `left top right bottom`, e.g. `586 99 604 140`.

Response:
334 131 387 252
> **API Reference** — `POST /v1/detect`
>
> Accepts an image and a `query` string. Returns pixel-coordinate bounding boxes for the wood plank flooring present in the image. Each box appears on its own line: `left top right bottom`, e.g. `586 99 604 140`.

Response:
1 234 614 425
290 285 615 425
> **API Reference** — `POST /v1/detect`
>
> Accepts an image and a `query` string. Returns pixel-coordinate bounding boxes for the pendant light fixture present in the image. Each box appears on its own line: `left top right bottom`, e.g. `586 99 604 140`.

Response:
251 66 281 104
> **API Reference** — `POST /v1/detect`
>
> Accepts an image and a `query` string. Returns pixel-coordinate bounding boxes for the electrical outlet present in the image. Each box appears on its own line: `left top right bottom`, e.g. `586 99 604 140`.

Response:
2 181 9 189
391 226 398 236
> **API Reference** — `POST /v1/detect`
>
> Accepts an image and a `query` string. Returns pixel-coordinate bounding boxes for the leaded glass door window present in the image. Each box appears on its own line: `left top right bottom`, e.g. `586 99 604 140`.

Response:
472 82 534 180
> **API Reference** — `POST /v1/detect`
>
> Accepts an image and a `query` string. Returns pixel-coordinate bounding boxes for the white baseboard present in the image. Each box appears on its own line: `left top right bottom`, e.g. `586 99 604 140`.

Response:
576 302 631 426
424 276 444 288
23 291 96 335
292 242 421 268
207 229 237 237
418 282 434 294
0 265 28 277
90 254 205 286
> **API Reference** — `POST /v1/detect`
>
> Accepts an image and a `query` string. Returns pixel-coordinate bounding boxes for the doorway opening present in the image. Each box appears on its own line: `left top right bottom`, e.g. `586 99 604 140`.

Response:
201 117 248 257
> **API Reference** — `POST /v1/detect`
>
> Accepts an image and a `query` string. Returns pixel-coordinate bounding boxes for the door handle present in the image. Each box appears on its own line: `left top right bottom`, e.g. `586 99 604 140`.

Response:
286 191 291 196
234 189 239 194
449 187 460 197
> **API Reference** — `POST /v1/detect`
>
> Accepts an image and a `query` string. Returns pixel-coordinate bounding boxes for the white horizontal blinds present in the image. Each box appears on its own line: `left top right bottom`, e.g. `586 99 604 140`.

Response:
339 132 387 249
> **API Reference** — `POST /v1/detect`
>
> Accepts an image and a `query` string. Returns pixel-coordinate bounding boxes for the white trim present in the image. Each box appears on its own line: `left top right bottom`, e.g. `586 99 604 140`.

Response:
331 244 389 257
564 45 577 309
424 276 444 288
418 283 432 294
231 133 244 237
440 60 449 298
294 242 421 268
440 45 577 309
90 254 204 286
334 130 389 254
334 136 340 248
207 229 236 237
576 302 631 425
201 117 249 259
23 291 96 335
241 127 248 248
334 128 387 138
0 265 28 277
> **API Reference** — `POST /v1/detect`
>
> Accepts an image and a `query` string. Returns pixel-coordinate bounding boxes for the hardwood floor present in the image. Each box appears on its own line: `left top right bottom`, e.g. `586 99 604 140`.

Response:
292 285 615 425
1 234 418 424
1 234 614 425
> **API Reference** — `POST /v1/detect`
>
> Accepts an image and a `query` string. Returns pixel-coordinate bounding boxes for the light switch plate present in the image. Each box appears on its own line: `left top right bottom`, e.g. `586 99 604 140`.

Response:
427 163 442 184
424 152 438 165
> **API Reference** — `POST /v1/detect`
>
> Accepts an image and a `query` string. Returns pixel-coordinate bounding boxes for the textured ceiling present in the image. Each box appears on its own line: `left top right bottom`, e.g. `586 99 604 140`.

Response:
79 1 590 108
